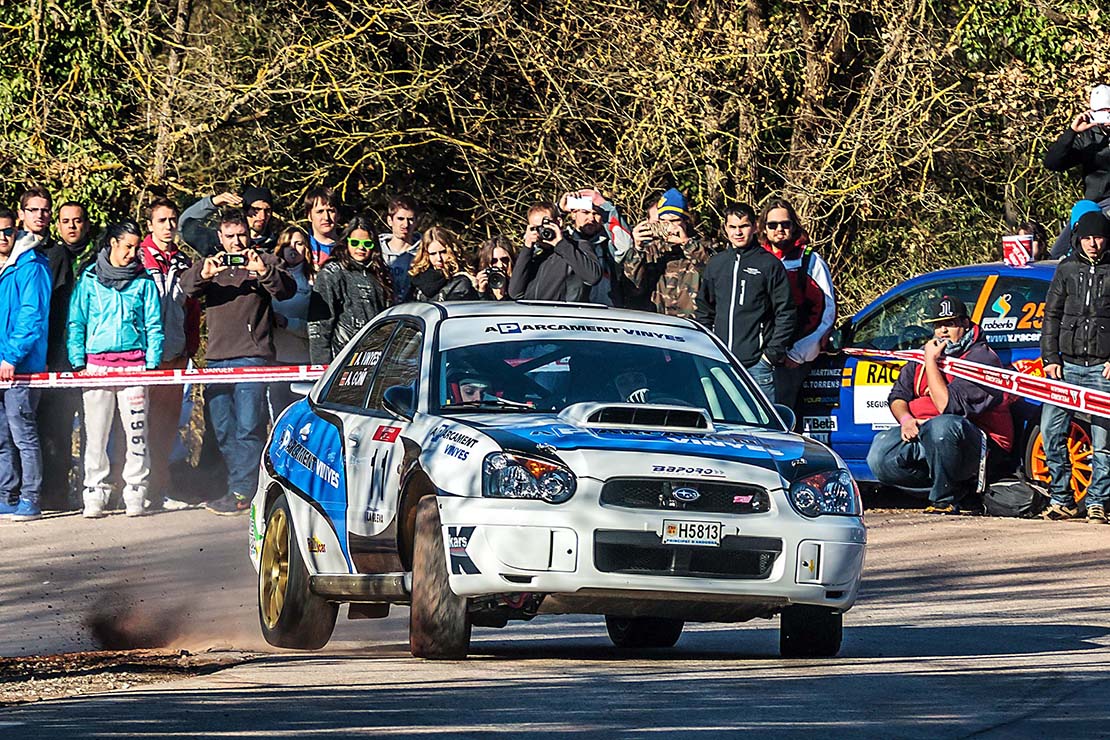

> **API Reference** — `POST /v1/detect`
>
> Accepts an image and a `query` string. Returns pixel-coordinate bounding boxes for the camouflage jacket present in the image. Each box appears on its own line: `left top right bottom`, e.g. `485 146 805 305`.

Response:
622 238 713 317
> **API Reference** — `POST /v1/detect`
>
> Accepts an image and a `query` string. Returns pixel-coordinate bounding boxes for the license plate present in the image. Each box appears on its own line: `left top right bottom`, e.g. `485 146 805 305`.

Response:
661 519 723 547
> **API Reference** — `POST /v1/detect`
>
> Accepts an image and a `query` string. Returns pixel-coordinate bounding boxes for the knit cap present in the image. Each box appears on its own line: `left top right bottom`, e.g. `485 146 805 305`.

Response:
656 188 689 219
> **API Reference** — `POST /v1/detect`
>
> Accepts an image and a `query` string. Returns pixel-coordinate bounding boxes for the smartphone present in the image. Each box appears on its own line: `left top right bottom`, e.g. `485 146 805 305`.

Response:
566 195 594 212
220 252 249 268
1091 110 1110 125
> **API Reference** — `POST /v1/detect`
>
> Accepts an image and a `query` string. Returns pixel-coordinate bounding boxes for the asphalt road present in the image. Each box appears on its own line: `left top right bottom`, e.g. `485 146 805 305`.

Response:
3 507 1110 738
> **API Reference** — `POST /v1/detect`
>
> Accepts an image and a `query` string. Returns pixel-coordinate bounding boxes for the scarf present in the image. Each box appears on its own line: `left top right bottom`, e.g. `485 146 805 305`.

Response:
941 323 978 357
95 248 144 291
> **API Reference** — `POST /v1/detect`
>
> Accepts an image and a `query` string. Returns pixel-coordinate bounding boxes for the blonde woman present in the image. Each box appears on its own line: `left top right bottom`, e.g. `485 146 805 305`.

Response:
408 226 478 302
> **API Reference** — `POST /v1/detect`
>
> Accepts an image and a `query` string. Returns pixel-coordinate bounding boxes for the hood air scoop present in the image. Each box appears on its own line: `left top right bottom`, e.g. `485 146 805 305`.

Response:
558 403 715 434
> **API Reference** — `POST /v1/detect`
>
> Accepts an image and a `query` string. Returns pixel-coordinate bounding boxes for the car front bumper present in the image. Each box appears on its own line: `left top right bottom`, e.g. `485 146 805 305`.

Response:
438 484 866 615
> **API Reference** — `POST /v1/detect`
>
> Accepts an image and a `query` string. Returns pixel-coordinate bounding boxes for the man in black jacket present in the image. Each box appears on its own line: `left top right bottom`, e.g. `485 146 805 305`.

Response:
1044 85 1110 203
181 212 296 515
180 186 281 258
508 202 602 302
695 204 794 403
1040 210 1110 522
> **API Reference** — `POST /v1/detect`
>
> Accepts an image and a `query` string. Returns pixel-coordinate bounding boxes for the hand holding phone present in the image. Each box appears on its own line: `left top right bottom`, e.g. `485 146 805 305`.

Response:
220 252 249 268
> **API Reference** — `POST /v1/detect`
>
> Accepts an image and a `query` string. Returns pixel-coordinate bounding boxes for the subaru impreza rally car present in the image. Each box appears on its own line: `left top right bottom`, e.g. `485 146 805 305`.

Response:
250 302 866 659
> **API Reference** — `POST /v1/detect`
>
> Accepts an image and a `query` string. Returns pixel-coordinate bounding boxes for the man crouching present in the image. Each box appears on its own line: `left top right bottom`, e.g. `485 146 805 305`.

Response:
866 295 1014 514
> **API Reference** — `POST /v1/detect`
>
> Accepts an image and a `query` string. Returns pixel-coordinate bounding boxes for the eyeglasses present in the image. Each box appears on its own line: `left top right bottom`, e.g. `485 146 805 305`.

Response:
491 257 511 265
766 220 793 231
347 238 376 250
22 207 50 216
0 227 13 237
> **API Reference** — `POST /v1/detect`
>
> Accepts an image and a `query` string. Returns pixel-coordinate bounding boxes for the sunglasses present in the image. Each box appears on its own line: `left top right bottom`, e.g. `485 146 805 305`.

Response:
491 257 511 265
0 227 13 237
766 220 793 231
347 237 376 250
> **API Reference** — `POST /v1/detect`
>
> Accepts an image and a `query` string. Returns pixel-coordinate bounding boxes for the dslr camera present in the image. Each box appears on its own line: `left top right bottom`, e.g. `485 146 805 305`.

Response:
484 267 508 292
535 218 558 245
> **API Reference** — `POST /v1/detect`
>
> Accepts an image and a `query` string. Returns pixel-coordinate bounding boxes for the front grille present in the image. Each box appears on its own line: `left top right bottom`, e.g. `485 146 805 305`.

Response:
594 530 782 580
600 478 770 515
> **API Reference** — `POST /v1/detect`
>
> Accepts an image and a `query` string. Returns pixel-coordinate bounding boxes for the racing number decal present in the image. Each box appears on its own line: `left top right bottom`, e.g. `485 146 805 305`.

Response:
1017 302 1045 331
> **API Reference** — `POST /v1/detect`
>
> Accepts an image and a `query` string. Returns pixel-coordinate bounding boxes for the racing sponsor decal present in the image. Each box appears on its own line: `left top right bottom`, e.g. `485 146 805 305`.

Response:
279 426 341 489
980 293 1018 332
852 360 905 427
448 526 480 575
802 416 838 433
307 536 327 553
441 444 470 460
651 465 725 477
484 322 686 343
372 425 401 443
430 424 479 448
267 401 350 566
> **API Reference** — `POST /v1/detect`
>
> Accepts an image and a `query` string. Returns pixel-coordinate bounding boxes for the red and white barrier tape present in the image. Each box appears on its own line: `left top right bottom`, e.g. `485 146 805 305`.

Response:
0 364 327 390
843 348 1110 417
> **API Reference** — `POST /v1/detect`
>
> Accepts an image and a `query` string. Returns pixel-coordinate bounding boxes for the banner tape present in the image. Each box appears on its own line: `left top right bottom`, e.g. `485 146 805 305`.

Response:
0 364 327 390
843 348 1109 417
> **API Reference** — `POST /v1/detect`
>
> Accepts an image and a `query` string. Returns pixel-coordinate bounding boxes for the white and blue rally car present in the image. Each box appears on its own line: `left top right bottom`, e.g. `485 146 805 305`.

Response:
250 302 866 659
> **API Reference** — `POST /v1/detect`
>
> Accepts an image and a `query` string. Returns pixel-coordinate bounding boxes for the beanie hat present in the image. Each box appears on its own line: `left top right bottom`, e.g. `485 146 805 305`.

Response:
1092 85 1110 111
1070 200 1101 228
1074 211 1110 241
655 188 689 220
241 185 275 209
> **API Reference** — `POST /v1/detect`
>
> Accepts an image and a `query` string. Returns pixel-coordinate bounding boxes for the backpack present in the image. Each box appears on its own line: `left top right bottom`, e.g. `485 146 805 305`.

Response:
982 479 1048 518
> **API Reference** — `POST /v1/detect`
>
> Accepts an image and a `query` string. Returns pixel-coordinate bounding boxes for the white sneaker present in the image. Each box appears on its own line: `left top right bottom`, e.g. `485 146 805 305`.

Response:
82 489 107 519
123 487 146 517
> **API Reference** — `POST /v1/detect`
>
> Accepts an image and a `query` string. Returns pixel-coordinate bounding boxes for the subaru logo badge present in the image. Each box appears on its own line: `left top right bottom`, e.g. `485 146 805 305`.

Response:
672 487 700 503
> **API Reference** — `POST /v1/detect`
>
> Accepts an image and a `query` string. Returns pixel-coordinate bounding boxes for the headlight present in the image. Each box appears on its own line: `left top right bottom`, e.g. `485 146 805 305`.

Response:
483 452 576 504
788 469 861 517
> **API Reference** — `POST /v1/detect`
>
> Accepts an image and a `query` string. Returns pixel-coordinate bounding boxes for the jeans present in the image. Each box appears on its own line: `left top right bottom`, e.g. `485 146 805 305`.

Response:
867 414 986 506
36 387 80 509
745 357 776 406
206 357 269 497
1041 361 1110 507
0 386 43 506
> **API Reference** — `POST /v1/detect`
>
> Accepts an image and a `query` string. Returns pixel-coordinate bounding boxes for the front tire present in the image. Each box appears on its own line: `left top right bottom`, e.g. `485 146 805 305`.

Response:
258 494 338 650
779 604 842 657
605 615 684 648
409 496 471 659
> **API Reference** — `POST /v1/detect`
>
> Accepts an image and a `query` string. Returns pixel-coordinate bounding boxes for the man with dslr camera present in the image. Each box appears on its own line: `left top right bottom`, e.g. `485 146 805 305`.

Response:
181 212 296 515
508 202 602 302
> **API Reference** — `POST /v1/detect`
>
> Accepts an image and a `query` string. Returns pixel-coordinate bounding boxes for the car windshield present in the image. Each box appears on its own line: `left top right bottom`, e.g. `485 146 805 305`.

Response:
434 319 776 427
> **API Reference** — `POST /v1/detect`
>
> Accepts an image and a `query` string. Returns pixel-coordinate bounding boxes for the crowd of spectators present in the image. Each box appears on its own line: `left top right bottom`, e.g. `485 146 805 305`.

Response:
0 181 834 521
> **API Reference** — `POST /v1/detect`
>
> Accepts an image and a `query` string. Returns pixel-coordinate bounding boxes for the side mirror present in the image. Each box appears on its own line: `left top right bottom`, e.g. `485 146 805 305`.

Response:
826 320 852 353
383 384 415 420
290 382 314 397
774 404 796 432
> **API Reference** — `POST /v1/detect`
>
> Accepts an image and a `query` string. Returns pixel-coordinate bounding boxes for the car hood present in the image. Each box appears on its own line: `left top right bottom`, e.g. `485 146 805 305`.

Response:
460 414 841 482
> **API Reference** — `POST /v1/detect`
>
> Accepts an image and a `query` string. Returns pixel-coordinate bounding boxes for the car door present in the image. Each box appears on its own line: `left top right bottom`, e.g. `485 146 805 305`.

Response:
339 321 424 572
802 274 987 478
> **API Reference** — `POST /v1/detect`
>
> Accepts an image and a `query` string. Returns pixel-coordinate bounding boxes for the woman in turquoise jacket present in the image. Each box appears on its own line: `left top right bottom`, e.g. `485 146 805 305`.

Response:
67 221 164 519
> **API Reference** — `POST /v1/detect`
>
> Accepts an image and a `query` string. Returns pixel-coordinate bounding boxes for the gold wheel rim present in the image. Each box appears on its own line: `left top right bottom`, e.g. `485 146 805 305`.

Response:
260 507 290 629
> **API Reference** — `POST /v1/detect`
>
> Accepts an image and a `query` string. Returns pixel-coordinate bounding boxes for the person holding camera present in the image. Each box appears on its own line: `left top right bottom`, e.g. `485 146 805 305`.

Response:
181 211 296 516
308 214 393 364
475 237 516 300
1045 85 1110 205
559 189 633 307
68 221 164 519
625 188 711 319
508 202 602 302
179 185 282 258
409 227 479 302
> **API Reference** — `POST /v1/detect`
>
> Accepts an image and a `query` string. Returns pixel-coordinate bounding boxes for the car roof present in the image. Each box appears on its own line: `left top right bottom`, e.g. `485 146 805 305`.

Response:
853 260 1058 320
377 300 703 330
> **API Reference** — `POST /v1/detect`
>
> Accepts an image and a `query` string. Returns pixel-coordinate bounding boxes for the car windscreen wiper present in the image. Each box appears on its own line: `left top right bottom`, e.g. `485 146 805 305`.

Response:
444 397 538 412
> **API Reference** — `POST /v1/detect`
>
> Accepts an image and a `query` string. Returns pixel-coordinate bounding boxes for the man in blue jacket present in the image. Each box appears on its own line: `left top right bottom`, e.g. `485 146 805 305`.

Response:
0 207 53 521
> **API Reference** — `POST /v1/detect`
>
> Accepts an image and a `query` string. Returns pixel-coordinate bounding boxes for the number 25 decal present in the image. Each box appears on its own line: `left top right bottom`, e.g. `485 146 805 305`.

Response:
1017 302 1044 330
